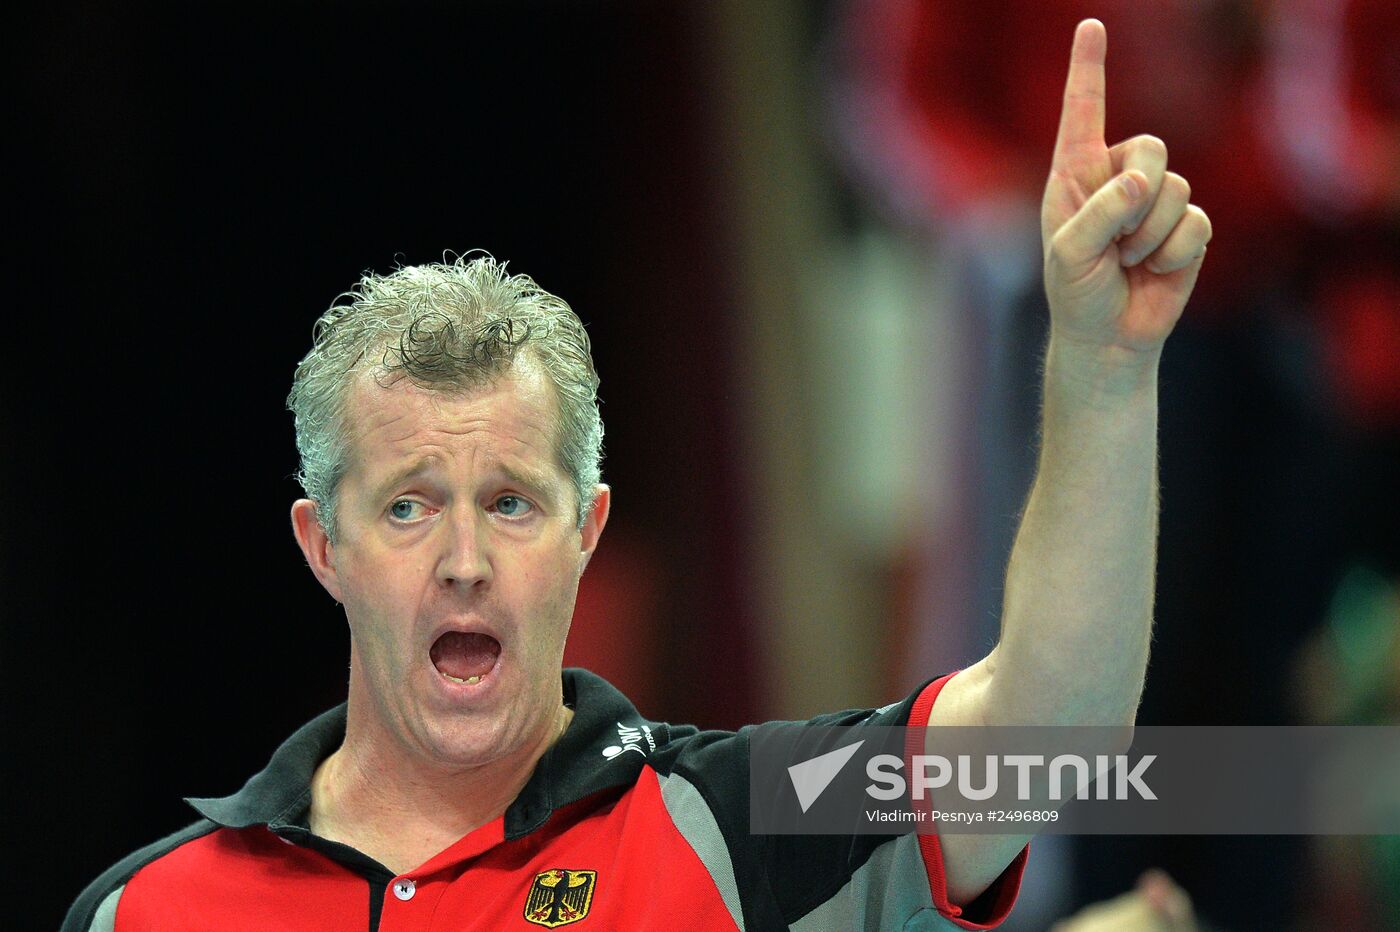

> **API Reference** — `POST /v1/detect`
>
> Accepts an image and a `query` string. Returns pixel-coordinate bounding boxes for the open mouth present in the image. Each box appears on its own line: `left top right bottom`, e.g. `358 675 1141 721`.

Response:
430 631 501 686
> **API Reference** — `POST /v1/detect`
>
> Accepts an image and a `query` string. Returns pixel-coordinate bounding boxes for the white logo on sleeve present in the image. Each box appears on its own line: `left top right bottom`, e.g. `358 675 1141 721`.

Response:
788 740 866 812
602 721 657 759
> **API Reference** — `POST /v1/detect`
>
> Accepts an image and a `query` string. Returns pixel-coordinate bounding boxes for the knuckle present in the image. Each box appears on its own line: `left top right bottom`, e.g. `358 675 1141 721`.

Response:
1165 172 1190 202
1188 205 1212 241
1139 134 1167 157
1121 133 1168 164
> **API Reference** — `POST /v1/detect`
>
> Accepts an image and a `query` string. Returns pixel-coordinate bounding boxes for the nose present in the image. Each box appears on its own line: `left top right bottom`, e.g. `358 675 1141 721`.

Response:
435 506 493 590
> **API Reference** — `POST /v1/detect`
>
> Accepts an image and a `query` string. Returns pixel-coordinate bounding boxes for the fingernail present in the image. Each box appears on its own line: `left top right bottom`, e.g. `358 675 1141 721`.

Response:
1119 173 1142 201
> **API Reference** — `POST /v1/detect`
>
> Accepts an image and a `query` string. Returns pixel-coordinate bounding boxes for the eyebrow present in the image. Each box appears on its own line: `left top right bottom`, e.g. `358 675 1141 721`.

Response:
369 457 440 503
368 456 561 504
499 464 560 499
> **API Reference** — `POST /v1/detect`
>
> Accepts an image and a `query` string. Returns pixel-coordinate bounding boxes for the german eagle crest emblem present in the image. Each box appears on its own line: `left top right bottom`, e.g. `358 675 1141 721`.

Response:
523 868 597 927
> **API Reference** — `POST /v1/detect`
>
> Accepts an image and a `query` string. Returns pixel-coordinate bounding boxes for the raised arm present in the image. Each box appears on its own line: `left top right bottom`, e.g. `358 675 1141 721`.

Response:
927 19 1212 903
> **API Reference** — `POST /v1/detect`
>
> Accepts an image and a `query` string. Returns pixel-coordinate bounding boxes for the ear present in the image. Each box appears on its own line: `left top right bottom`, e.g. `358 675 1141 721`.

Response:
291 498 344 603
577 484 610 576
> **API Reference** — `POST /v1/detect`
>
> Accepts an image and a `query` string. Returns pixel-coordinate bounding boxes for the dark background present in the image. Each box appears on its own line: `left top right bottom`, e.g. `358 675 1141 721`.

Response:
8 3 771 926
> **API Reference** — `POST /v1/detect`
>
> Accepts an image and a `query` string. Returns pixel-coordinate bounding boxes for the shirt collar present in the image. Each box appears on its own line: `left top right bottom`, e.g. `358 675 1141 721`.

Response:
505 667 676 838
184 703 343 830
185 669 672 839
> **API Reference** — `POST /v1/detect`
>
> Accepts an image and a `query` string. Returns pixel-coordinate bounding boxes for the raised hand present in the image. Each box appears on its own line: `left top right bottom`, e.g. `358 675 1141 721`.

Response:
1041 20 1212 363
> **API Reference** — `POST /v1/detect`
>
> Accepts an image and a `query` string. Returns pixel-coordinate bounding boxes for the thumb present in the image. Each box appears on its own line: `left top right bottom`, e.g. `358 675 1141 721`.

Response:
1048 170 1147 272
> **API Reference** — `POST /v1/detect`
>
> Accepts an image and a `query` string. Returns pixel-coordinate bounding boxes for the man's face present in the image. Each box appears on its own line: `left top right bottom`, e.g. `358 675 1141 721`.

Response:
296 360 607 771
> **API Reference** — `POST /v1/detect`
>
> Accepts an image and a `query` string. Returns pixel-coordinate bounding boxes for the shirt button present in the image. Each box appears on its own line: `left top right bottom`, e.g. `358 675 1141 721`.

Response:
392 879 416 901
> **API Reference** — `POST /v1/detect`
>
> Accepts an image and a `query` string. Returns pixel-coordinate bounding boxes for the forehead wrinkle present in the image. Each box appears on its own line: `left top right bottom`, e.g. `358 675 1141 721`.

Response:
368 454 440 502
345 360 570 500
368 417 565 505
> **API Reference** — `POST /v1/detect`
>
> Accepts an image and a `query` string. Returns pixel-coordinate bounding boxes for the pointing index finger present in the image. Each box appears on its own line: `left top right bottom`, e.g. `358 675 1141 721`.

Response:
1052 19 1107 163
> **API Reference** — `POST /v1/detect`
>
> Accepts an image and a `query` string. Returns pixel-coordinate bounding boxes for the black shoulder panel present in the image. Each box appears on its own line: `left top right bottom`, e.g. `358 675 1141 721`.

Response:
61 819 220 932
643 679 940 926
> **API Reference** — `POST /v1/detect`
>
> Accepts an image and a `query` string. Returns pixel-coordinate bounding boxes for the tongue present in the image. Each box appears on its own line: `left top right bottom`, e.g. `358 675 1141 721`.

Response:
430 632 501 680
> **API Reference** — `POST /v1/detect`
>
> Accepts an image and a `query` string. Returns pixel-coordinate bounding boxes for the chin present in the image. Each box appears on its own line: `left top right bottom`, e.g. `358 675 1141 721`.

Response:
416 713 523 769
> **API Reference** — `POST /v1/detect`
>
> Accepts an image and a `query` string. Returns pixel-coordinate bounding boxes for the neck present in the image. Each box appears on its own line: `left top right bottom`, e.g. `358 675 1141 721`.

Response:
310 700 573 874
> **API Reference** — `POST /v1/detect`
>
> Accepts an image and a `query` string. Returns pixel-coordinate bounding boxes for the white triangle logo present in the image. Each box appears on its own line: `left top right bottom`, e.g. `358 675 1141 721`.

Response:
788 740 866 813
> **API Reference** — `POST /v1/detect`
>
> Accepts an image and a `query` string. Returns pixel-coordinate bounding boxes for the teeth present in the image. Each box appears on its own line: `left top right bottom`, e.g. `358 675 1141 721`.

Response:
441 672 482 685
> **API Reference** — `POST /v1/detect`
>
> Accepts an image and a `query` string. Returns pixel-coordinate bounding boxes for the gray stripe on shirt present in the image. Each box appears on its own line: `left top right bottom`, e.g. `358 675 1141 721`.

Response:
87 885 123 932
789 833 959 931
656 771 746 931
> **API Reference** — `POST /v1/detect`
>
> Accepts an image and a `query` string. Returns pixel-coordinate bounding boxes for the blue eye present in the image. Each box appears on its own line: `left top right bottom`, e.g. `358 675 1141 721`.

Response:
389 500 423 521
494 495 533 517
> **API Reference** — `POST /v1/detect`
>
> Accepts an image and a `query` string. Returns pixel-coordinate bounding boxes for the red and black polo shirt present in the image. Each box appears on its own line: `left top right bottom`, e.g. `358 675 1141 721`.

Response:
64 668 1026 930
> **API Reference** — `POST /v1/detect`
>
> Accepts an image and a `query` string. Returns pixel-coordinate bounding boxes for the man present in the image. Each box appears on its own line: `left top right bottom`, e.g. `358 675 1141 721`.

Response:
64 19 1209 930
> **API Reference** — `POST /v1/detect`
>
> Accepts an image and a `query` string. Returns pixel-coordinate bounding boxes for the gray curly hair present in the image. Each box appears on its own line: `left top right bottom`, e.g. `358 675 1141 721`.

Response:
286 255 603 543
